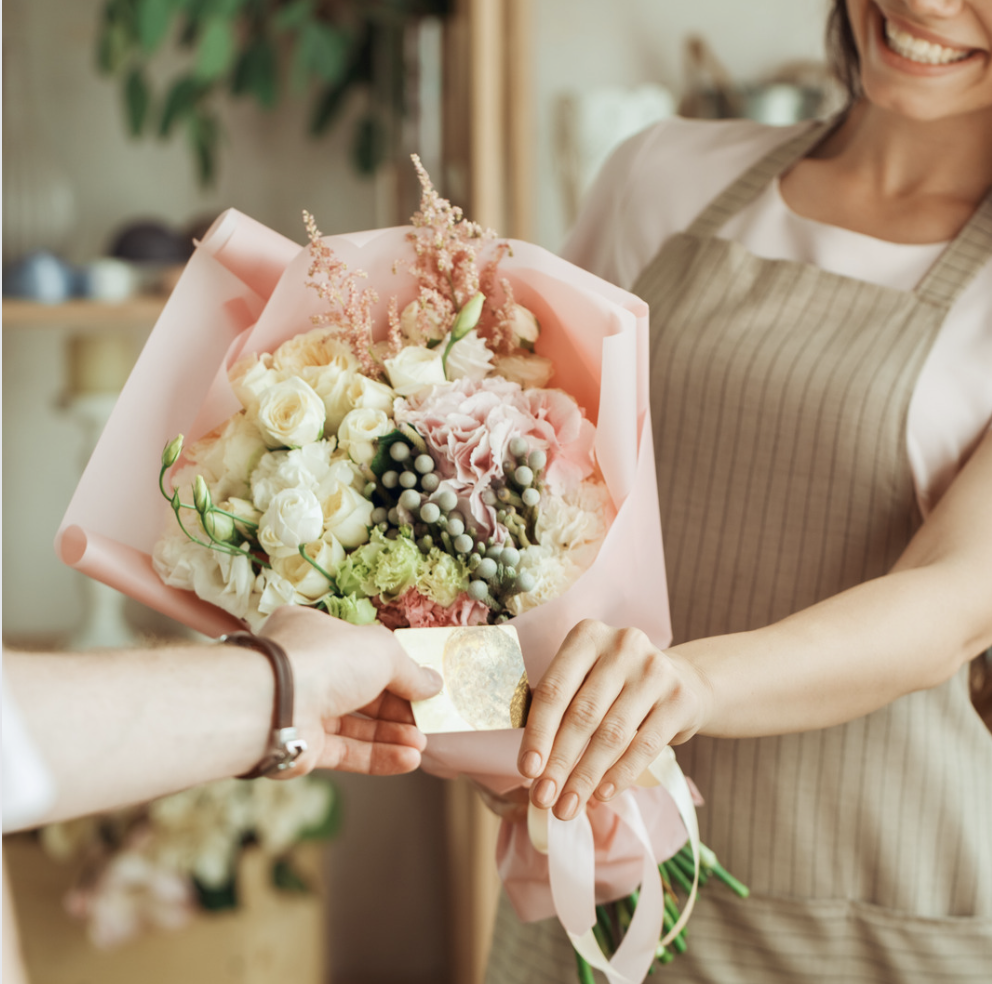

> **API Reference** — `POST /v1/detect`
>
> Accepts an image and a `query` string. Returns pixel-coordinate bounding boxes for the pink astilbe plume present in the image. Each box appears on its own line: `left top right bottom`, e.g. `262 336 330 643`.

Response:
303 210 382 378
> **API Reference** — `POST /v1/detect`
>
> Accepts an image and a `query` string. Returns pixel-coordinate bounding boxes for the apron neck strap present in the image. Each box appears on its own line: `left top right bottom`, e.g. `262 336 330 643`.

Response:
915 190 992 309
685 119 837 240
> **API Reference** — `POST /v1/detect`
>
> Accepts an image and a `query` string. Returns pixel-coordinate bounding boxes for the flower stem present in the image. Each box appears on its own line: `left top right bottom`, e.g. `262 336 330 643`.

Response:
297 545 338 592
573 949 595 984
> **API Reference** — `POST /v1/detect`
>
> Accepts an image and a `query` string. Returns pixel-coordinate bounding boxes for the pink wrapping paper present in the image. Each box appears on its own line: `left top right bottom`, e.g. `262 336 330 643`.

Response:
55 208 683 982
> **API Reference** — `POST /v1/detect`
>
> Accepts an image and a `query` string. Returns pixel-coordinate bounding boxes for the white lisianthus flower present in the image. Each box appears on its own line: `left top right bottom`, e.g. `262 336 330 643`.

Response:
258 488 324 556
229 353 287 417
152 535 255 619
321 480 375 547
491 353 555 390
272 536 344 601
272 328 358 375
184 414 267 501
445 329 495 383
256 376 327 449
337 407 393 464
325 453 366 492
250 442 336 512
252 778 333 854
255 570 298 620
504 544 583 616
347 373 397 415
400 298 449 345
384 345 447 397
506 304 541 346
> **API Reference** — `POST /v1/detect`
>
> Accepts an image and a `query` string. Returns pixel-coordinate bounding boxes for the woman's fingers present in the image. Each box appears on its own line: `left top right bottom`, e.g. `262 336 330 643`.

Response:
517 620 603 782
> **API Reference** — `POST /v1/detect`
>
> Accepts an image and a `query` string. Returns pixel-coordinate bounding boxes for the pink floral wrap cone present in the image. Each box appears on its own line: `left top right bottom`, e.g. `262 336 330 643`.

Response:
56 208 688 984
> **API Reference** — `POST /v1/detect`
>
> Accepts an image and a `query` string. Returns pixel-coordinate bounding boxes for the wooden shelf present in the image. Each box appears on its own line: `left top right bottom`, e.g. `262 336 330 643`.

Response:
2 295 168 331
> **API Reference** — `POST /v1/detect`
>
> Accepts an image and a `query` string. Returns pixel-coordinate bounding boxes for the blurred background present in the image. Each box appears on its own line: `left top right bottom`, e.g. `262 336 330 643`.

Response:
3 1 835 982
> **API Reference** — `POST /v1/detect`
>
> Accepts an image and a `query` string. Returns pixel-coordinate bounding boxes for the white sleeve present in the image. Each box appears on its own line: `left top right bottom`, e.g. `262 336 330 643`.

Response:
2 678 57 832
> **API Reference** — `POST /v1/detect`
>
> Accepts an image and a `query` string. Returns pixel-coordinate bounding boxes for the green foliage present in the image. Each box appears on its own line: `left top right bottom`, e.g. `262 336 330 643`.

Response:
95 0 452 186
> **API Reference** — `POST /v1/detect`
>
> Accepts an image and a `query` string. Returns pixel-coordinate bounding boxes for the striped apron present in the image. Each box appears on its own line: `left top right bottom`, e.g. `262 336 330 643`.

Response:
486 124 992 983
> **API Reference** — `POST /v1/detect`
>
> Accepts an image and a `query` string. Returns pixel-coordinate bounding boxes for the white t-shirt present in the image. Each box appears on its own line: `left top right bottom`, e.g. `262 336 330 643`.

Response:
562 116 992 516
2 682 56 832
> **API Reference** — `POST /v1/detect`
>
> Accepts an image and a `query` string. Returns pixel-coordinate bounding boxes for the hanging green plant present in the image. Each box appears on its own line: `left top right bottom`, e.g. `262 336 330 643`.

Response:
96 0 451 186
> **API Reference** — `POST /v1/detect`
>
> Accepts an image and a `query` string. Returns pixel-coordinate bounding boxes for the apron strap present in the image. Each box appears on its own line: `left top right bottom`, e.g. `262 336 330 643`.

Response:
685 119 837 240
915 190 992 310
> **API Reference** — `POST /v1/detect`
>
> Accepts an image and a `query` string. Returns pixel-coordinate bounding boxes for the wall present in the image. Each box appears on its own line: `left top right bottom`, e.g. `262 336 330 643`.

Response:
531 0 833 249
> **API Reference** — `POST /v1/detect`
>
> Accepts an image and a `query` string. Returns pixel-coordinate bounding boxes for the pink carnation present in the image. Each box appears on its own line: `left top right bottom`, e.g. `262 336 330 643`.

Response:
394 377 595 531
374 589 491 629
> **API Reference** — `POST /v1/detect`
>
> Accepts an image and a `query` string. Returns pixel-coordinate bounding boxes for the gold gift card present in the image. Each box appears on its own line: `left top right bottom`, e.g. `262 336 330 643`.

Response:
396 625 531 733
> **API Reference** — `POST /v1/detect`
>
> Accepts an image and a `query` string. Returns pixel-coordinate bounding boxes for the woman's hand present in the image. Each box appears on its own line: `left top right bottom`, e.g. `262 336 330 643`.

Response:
516 620 712 820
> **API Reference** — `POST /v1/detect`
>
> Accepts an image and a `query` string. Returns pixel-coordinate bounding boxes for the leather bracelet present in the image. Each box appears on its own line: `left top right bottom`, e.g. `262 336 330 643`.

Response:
221 631 308 779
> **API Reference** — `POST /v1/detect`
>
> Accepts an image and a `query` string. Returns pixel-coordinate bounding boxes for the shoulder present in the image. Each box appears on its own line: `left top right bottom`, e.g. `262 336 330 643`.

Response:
562 117 815 289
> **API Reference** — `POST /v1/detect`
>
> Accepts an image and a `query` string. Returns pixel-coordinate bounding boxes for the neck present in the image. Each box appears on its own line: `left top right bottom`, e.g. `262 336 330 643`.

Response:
818 100 992 206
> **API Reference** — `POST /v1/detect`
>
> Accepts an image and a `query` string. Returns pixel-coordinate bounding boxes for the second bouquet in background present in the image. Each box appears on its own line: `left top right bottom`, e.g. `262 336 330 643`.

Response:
153 159 612 633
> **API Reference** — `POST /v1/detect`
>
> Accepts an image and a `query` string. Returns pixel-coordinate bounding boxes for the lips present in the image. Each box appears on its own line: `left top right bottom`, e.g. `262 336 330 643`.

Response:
883 18 973 65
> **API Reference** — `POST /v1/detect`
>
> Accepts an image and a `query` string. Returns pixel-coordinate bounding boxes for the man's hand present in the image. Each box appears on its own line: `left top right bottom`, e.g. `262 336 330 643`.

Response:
263 606 443 777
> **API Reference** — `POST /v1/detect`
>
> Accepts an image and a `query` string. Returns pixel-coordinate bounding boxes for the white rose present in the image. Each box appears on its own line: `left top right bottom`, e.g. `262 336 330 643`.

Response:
347 373 396 415
258 488 324 556
337 407 393 464
492 353 555 389
506 304 541 346
445 329 495 383
321 480 375 547
384 345 447 397
400 298 449 345
250 442 336 512
256 377 327 449
308 365 357 432
272 536 345 601
272 329 358 375
228 353 286 417
504 545 583 616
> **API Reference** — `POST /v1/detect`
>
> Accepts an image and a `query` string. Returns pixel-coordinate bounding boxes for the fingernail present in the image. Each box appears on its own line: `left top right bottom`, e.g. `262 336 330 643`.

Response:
423 668 443 690
597 782 616 801
520 751 542 777
557 792 579 820
534 778 556 807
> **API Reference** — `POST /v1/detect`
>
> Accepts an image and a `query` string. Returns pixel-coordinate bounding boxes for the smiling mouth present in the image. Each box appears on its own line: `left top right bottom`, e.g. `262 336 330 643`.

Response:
882 17 974 66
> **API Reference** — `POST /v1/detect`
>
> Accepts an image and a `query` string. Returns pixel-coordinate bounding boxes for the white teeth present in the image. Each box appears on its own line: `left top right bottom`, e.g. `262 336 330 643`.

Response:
884 19 972 65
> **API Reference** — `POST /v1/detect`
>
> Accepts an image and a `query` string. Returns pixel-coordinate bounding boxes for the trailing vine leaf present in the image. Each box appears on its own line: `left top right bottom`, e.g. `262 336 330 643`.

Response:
136 0 174 54
159 75 202 137
195 15 237 80
124 65 151 136
232 36 279 108
352 111 387 176
187 107 221 185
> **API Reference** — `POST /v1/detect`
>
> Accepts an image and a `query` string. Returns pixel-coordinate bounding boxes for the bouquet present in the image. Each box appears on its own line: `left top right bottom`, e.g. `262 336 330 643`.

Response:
56 162 745 984
36 774 336 948
151 159 612 635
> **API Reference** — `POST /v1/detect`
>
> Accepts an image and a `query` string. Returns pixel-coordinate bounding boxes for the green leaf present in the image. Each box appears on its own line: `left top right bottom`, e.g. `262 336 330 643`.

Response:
272 858 311 894
158 75 201 136
351 112 387 176
136 0 175 53
368 430 412 478
187 108 221 185
96 16 133 74
192 874 238 911
194 16 236 81
310 80 350 135
232 37 278 108
291 21 349 93
124 66 151 136
273 0 314 32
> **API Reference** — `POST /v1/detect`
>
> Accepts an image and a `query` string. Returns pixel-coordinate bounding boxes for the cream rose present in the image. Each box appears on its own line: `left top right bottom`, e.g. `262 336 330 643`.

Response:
445 330 495 383
258 488 324 556
384 346 447 397
346 373 397 415
337 408 393 465
321 480 376 547
272 536 345 602
250 442 336 512
272 328 357 375
310 367 358 433
400 298 449 345
491 353 555 389
256 377 327 449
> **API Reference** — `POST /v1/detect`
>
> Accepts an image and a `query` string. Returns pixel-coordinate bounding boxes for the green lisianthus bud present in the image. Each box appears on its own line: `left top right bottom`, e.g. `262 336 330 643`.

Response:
450 292 485 341
193 476 212 514
203 509 236 543
161 434 184 468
